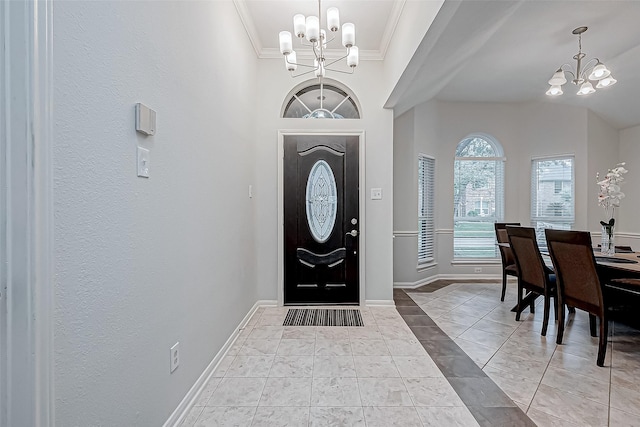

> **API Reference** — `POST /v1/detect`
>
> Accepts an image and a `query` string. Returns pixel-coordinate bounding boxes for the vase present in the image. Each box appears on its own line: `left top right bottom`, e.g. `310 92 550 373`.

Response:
601 223 615 256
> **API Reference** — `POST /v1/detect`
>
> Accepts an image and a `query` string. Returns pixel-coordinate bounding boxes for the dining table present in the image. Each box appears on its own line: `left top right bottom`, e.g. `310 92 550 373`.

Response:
497 243 640 312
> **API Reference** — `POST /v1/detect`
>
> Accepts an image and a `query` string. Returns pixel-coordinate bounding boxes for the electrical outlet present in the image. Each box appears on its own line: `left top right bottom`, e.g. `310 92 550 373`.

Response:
474 267 482 273
170 342 180 373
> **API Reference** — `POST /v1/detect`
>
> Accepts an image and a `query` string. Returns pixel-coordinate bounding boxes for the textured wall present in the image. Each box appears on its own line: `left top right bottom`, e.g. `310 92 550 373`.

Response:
53 1 258 424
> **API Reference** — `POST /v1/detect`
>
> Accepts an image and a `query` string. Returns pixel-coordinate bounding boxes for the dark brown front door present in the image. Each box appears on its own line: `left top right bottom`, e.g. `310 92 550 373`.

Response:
284 135 359 305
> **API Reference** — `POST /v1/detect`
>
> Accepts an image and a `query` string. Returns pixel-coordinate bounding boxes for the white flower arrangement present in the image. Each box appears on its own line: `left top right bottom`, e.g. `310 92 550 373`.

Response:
596 162 628 228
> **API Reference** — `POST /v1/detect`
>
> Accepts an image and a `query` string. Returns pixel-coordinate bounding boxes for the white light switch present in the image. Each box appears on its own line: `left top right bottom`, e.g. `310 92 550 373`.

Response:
137 147 150 178
371 188 382 200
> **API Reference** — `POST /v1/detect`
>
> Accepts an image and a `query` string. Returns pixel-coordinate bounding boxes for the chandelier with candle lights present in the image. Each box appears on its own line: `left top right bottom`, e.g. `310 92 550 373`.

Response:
278 0 359 80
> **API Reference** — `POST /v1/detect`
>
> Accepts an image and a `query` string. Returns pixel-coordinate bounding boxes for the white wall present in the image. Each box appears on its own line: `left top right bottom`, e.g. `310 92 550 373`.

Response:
393 100 621 285
53 1 258 424
587 111 621 231
393 101 439 286
619 124 640 237
253 59 395 303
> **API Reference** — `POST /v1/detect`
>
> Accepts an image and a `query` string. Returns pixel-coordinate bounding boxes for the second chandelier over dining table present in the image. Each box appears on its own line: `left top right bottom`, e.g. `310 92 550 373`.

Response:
278 0 359 79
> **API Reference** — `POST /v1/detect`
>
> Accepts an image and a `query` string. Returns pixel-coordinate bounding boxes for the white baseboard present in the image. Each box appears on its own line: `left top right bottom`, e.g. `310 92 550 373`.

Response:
394 273 502 289
393 276 441 289
164 300 276 427
365 300 396 307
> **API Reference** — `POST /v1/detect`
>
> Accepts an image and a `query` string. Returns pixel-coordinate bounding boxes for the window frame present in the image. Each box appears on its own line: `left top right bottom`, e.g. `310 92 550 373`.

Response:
530 155 575 248
418 154 435 265
453 135 505 259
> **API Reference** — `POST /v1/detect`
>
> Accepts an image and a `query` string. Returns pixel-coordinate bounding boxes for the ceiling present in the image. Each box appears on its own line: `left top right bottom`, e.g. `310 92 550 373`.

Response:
235 0 404 59
236 0 640 129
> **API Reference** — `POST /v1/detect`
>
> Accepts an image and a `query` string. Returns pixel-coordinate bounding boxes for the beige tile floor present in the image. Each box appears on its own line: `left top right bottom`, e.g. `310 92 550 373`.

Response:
181 306 480 427
408 281 640 427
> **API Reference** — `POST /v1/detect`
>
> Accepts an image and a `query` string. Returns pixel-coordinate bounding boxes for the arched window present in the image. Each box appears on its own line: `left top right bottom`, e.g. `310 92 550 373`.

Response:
453 135 505 258
282 80 360 119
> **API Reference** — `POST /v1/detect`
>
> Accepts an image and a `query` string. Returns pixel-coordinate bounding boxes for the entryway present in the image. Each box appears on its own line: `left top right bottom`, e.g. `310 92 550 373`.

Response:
282 134 360 305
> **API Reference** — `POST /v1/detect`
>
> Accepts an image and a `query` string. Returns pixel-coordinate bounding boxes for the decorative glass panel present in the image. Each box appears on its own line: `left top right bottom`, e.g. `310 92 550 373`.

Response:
283 84 360 119
306 160 338 243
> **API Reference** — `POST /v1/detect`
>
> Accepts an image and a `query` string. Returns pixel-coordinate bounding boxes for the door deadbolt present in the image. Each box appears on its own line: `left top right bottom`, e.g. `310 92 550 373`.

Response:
351 218 358 225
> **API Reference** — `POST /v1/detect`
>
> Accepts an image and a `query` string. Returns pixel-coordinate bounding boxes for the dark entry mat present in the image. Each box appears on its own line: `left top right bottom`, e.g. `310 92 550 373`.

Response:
283 309 364 326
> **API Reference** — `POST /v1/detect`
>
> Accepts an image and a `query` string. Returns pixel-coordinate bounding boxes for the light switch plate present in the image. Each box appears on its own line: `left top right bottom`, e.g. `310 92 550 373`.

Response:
135 103 156 136
371 188 382 200
137 147 150 178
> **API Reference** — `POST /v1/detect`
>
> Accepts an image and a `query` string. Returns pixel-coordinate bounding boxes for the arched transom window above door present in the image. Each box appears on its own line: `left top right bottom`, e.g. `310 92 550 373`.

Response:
282 80 361 119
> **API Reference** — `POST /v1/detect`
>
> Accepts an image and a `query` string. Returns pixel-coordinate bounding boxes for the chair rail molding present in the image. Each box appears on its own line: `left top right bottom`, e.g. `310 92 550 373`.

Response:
1 1 54 425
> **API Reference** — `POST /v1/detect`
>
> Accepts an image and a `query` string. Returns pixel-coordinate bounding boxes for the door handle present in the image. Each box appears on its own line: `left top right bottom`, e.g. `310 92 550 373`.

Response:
346 230 359 237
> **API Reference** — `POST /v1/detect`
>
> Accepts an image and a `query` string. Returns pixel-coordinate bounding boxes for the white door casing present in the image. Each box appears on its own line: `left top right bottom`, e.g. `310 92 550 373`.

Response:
1 1 54 425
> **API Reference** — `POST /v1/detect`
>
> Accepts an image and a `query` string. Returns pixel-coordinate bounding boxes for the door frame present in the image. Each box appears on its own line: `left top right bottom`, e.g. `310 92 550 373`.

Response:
277 130 366 306
1 1 55 425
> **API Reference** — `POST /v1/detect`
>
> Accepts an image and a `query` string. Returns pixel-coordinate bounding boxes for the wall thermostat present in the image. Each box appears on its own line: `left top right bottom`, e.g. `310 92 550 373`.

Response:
135 103 156 136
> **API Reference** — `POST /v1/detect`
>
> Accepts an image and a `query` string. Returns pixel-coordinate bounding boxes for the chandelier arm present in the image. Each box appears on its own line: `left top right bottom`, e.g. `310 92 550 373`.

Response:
285 57 321 69
288 68 321 79
324 53 350 68
321 67 355 75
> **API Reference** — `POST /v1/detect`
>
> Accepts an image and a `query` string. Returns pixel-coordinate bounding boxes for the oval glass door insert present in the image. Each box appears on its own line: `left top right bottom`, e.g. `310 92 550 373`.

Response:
306 160 338 243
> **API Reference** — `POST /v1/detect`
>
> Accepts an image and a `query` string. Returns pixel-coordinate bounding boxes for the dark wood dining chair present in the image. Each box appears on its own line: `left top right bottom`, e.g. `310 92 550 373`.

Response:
507 226 556 335
545 229 608 367
495 222 520 301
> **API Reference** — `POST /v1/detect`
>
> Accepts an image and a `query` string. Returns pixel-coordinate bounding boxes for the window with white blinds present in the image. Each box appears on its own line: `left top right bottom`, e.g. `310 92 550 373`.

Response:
453 136 505 258
531 156 574 248
418 155 435 264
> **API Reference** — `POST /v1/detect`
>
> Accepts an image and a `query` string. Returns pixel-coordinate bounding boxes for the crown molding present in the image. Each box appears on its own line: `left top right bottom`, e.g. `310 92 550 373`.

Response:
233 0 263 57
378 0 406 60
234 0 404 61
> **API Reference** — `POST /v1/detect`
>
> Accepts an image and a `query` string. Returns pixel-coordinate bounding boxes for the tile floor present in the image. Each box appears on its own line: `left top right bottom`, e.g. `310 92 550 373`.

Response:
181 305 481 426
407 280 640 427
180 280 640 426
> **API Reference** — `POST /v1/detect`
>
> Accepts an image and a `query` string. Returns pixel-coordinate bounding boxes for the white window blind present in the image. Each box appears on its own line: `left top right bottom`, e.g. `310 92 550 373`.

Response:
453 136 504 258
531 156 574 248
418 155 435 264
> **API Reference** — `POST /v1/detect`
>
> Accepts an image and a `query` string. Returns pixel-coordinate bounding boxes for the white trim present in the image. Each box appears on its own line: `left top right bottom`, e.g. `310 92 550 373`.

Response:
437 274 501 281
1 1 54 425
450 260 501 266
393 230 418 237
394 273 502 289
436 229 454 234
233 0 405 61
594 231 640 239
164 300 277 427
365 300 396 307
232 0 263 57
531 153 576 161
277 130 366 306
393 275 441 289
